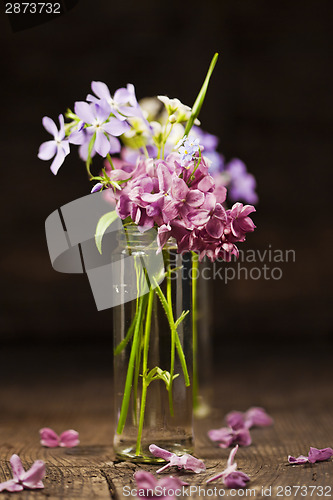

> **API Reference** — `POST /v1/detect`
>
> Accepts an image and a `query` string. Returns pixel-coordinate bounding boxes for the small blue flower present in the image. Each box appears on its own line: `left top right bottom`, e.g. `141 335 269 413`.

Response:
177 135 200 166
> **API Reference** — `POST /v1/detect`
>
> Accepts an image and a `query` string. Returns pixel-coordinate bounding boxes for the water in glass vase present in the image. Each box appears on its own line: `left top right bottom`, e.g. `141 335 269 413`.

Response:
112 225 194 463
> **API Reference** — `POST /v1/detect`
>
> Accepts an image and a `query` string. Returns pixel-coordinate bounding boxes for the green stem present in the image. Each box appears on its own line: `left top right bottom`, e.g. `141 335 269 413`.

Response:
142 144 149 158
107 153 115 170
184 53 219 137
117 294 145 434
136 288 154 455
161 122 174 159
133 320 144 425
191 252 199 409
166 261 175 416
153 279 190 387
189 149 202 184
114 310 138 355
86 132 96 180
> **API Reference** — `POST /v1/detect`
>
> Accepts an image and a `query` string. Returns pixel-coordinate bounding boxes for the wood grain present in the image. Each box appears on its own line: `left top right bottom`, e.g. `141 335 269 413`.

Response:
0 349 332 499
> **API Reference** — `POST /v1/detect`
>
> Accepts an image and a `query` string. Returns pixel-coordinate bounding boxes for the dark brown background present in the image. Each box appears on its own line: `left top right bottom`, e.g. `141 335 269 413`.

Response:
1 0 332 357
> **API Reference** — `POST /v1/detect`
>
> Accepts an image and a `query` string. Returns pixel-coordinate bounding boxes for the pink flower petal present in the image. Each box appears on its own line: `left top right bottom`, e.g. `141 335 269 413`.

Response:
149 444 174 461
186 189 205 207
134 470 157 490
157 164 173 193
206 446 250 489
59 430 80 448
197 175 215 192
150 444 205 474
188 209 210 226
225 411 246 430
21 460 45 489
206 217 224 239
40 427 60 447
208 426 251 448
10 454 25 481
224 471 250 489
171 177 189 201
308 447 333 463
288 455 309 465
245 407 274 428
0 479 23 492
180 454 206 473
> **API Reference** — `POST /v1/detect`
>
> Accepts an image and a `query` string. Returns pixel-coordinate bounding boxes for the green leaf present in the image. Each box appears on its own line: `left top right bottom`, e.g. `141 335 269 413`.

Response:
145 367 179 389
184 52 219 137
95 210 119 254
175 310 190 329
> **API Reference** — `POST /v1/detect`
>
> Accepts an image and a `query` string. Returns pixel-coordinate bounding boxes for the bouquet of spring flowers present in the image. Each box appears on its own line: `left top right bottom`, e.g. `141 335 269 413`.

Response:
39 54 257 460
39 54 256 261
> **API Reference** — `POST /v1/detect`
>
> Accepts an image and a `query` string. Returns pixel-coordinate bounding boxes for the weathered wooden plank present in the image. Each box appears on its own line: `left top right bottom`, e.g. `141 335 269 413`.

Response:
0 354 332 499
0 461 112 500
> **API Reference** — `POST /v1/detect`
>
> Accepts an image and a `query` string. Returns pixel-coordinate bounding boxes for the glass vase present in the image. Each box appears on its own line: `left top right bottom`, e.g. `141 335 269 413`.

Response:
112 225 194 463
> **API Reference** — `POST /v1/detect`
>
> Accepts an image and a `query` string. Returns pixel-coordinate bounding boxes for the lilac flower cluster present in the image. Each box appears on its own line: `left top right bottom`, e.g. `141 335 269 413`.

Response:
38 80 256 261
104 151 256 261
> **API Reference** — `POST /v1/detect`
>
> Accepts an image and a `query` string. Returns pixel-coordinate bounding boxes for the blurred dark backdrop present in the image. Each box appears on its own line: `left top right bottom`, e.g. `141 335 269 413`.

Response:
1 0 332 353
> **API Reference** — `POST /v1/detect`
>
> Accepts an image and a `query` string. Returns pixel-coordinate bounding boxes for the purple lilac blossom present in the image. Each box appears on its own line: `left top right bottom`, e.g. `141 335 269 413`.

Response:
226 407 273 430
288 447 333 465
149 444 206 473
38 115 70 174
102 152 255 261
206 445 250 489
0 454 45 492
134 471 188 500
208 426 252 448
39 428 79 448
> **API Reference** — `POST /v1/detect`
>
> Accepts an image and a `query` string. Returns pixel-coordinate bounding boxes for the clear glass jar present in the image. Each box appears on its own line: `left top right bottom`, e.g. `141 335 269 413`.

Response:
112 224 194 462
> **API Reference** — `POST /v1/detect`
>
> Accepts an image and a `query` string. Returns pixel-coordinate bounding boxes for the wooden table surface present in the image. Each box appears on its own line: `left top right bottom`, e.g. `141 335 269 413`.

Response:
0 339 332 499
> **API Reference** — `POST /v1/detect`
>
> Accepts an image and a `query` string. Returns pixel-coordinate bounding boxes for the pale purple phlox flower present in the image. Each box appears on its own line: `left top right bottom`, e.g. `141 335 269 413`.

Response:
70 99 129 158
87 81 149 128
38 114 70 175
